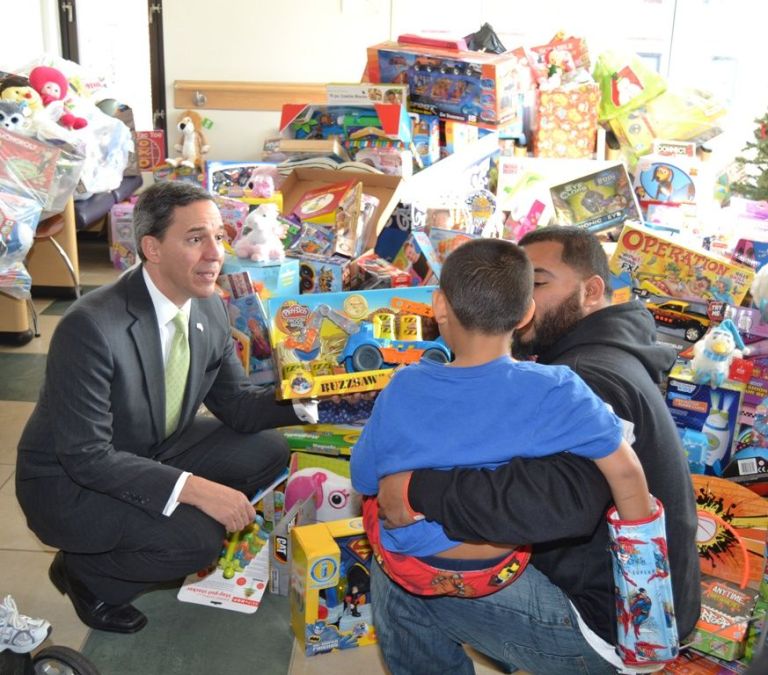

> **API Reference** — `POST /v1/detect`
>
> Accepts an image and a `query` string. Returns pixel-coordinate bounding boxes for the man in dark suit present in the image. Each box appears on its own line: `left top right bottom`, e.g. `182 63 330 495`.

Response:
16 181 305 633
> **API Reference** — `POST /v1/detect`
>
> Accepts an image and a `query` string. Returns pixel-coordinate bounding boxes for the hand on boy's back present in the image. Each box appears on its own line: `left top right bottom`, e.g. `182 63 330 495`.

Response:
377 471 420 528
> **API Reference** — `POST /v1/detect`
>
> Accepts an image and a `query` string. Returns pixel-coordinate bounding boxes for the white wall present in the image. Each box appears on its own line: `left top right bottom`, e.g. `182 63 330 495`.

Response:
162 0 393 160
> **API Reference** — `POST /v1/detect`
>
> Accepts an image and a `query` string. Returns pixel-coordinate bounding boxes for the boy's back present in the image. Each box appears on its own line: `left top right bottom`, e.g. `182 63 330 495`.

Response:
350 354 622 557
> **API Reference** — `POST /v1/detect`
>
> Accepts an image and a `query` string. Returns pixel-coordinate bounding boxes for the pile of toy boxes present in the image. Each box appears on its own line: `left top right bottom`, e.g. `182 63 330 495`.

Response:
605 210 768 671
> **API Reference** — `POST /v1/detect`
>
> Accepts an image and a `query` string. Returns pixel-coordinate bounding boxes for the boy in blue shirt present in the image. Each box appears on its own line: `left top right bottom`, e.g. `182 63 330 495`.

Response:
351 238 652 597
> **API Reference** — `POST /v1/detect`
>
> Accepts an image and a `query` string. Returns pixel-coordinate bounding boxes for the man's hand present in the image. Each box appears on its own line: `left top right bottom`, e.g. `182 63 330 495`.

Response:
377 471 422 529
179 475 254 532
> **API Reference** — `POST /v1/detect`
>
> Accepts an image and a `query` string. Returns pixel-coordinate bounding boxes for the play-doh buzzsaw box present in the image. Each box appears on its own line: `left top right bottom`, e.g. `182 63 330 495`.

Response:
266 287 448 399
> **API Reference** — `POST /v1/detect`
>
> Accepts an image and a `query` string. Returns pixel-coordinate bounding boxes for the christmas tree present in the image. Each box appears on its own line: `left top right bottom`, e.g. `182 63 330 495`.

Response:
731 110 768 201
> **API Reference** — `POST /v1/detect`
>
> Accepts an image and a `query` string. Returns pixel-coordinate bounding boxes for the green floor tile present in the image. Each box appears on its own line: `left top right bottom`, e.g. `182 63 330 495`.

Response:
81 585 293 675
41 286 101 316
0 353 46 402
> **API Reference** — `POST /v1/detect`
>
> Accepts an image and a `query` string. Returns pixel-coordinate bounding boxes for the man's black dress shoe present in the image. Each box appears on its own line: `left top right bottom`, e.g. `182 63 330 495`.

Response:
49 552 148 634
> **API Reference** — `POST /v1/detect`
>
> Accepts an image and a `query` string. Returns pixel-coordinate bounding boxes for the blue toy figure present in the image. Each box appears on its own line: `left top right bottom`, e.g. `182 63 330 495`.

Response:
608 498 679 668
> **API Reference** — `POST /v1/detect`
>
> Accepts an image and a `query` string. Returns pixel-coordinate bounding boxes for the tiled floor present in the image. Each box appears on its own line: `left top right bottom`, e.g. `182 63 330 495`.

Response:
1 237 505 674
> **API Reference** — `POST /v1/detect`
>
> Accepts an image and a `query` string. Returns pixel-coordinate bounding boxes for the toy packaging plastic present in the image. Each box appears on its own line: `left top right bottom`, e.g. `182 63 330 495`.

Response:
550 163 642 233
665 363 745 476
290 518 376 656
266 286 446 399
609 224 755 305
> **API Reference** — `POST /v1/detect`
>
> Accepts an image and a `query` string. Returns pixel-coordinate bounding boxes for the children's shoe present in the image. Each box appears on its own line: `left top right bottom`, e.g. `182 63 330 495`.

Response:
0 594 51 654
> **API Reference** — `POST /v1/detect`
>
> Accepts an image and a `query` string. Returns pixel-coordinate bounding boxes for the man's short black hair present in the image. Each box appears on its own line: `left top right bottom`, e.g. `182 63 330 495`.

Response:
133 181 214 262
518 227 612 299
439 238 533 334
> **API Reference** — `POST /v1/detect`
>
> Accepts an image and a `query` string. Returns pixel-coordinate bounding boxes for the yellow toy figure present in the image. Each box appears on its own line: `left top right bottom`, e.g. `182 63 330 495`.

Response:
166 109 209 171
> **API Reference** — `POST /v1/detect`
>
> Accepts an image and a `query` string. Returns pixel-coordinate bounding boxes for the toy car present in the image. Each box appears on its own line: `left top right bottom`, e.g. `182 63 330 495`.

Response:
646 299 711 342
339 321 450 372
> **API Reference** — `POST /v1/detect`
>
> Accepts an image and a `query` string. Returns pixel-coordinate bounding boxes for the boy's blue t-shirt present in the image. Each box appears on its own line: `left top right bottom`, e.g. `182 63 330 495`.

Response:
350 355 623 557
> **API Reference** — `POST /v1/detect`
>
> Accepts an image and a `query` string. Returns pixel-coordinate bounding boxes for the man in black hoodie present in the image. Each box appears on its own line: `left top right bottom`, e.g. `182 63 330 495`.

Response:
373 227 700 674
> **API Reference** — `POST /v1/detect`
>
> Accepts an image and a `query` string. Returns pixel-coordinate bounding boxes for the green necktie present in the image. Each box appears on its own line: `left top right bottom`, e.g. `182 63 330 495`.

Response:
164 311 190 437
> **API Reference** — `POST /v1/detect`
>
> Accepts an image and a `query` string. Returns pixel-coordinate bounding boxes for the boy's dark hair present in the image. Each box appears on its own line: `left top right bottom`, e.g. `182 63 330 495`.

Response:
133 181 213 261
440 238 533 334
518 227 612 299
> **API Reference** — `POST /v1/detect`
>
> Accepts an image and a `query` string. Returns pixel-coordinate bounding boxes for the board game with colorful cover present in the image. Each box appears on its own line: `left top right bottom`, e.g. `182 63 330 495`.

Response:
609 224 755 305
550 162 642 233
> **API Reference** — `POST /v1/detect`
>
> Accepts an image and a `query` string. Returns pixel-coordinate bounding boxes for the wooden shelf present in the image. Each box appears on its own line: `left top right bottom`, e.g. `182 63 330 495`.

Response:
173 80 326 112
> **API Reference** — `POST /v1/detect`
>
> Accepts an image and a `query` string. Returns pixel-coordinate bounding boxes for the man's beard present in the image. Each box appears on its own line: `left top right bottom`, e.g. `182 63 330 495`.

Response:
512 289 584 360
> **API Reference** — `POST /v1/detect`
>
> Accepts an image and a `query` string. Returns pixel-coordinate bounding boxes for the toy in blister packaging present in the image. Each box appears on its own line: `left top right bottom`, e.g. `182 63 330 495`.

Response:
205 160 282 202
108 199 137 271
665 363 745 476
609 224 755 306
550 163 642 233
290 518 376 656
266 286 449 399
223 271 276 386
607 498 679 668
349 250 411 290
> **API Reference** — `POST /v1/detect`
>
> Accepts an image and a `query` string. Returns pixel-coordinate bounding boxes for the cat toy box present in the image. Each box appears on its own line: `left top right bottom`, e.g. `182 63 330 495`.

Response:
290 518 376 656
665 363 745 476
366 40 533 129
609 224 755 305
266 286 447 399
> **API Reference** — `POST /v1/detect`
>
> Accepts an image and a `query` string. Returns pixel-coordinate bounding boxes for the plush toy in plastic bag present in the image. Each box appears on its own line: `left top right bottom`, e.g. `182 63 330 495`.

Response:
607 497 679 668
0 191 42 299
592 50 667 121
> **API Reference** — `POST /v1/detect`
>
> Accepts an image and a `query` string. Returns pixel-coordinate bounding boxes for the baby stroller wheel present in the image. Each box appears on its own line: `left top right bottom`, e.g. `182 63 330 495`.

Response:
32 646 100 675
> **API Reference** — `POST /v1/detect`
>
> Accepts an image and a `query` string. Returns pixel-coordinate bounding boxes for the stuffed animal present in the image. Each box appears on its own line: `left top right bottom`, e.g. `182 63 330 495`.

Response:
284 467 361 522
28 66 87 130
0 75 43 113
0 101 33 135
246 172 275 199
165 110 209 171
691 319 744 388
233 203 285 262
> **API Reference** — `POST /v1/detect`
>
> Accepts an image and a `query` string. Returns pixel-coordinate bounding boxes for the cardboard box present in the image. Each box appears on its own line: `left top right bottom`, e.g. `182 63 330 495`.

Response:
349 250 411 289
220 254 299 300
135 130 166 171
290 251 353 294
366 41 533 129
689 576 759 662
279 168 404 254
268 495 316 597
609 224 755 305
665 363 745 475
266 286 447 399
290 518 376 656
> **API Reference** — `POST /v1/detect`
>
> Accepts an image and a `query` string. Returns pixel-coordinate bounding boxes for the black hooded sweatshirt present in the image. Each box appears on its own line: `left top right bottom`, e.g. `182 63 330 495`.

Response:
408 300 701 644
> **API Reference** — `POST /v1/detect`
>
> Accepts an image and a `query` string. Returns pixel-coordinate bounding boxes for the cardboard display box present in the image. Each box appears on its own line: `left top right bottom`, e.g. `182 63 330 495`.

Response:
279 168 404 256
290 518 376 656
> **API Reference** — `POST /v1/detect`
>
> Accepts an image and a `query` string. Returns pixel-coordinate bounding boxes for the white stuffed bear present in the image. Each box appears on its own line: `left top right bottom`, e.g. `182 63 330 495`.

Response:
691 319 744 388
233 203 285 262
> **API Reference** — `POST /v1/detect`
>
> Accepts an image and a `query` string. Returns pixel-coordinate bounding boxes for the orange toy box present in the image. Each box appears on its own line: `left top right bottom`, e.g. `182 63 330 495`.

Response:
609 224 755 306
366 39 534 130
